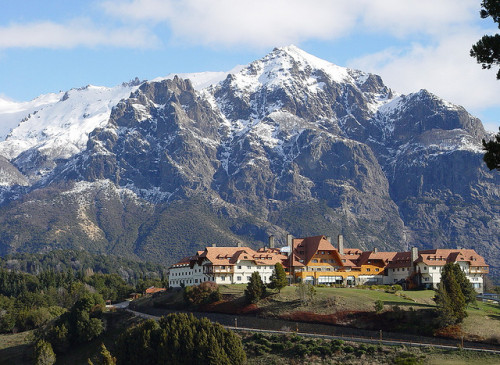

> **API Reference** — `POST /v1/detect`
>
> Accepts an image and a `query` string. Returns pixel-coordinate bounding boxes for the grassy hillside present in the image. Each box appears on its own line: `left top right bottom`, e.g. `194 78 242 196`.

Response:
141 285 500 343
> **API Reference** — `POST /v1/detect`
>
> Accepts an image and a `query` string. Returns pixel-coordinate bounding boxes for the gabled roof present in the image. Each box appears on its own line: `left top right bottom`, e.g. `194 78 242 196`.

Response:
291 235 347 267
343 248 362 257
292 235 335 265
416 249 488 267
355 251 398 267
170 256 196 268
195 246 287 267
386 252 413 269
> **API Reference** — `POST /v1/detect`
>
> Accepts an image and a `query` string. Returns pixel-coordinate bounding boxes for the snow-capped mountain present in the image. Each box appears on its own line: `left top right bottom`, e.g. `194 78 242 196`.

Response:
0 46 498 276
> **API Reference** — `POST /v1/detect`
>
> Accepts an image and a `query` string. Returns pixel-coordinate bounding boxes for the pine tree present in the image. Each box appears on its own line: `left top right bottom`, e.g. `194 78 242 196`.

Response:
483 128 500 171
268 262 287 293
115 313 245 365
434 263 468 326
471 1 500 80
245 272 265 304
450 264 477 307
34 339 56 365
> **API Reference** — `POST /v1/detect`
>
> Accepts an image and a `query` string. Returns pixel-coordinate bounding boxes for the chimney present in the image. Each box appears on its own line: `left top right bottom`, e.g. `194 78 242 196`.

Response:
411 247 418 263
326 236 331 243
269 235 275 249
337 234 344 255
212 243 216 247
373 247 378 253
237 242 242 248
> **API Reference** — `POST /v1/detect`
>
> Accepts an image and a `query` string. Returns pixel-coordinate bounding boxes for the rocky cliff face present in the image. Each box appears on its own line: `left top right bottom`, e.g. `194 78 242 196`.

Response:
0 46 498 276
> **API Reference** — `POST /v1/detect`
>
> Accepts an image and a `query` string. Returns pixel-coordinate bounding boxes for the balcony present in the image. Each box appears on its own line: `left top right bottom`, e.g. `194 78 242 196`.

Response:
469 268 489 274
204 267 234 275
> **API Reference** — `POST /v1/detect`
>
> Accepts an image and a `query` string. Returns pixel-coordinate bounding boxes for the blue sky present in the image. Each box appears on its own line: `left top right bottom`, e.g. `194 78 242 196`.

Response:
0 0 498 131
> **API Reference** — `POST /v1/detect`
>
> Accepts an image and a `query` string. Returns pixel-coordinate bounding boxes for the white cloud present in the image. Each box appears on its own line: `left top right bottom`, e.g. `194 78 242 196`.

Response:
103 0 359 48
348 28 500 112
0 18 159 49
358 0 477 37
100 0 480 47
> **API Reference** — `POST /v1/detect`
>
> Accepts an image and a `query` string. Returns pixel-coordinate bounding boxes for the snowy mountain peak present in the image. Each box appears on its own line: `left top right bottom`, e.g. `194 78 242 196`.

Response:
228 45 352 93
0 83 139 180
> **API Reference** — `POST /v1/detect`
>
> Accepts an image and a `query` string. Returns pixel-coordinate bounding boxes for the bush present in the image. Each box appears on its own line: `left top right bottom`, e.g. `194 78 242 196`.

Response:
34 339 56 365
184 282 221 306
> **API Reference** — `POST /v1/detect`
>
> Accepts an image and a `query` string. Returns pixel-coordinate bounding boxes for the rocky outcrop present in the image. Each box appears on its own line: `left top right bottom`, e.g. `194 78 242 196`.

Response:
0 46 497 276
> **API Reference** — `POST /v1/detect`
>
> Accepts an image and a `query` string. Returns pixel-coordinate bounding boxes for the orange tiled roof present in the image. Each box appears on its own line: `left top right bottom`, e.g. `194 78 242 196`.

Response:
355 251 398 267
416 249 488 267
386 252 413 269
170 256 195 268
292 235 340 266
196 246 287 267
145 287 166 294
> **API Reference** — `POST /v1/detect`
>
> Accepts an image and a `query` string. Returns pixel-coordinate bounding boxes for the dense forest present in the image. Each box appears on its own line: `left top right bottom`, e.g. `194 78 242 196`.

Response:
0 249 167 284
0 250 168 335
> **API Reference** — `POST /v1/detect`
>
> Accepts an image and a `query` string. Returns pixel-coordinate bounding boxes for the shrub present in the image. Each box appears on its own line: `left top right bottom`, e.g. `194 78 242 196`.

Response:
34 339 56 365
184 282 221 306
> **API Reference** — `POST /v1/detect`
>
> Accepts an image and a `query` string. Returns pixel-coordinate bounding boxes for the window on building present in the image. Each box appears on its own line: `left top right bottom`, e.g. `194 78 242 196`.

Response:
375 268 379 272
423 266 427 270
221 266 225 269
312 259 318 263
247 276 251 281
237 266 242 269
237 276 241 281
221 276 225 281
247 266 251 269
366 268 370 272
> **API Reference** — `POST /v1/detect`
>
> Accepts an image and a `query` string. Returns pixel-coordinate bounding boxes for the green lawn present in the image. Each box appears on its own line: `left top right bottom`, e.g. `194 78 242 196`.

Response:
462 301 500 342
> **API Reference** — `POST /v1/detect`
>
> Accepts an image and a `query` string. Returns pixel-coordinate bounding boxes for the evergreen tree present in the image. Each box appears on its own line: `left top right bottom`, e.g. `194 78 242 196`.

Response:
449 264 477 307
88 344 116 365
268 262 287 293
434 263 468 326
245 272 265 304
471 1 500 79
471 2 500 171
483 128 500 171
34 339 56 365
115 313 245 365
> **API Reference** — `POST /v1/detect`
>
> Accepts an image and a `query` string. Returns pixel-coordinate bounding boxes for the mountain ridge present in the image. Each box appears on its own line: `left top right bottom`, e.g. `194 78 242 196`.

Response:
0 46 498 277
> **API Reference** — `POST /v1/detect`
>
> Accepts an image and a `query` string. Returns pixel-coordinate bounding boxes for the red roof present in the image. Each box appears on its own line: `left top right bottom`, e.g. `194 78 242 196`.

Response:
145 287 166 294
